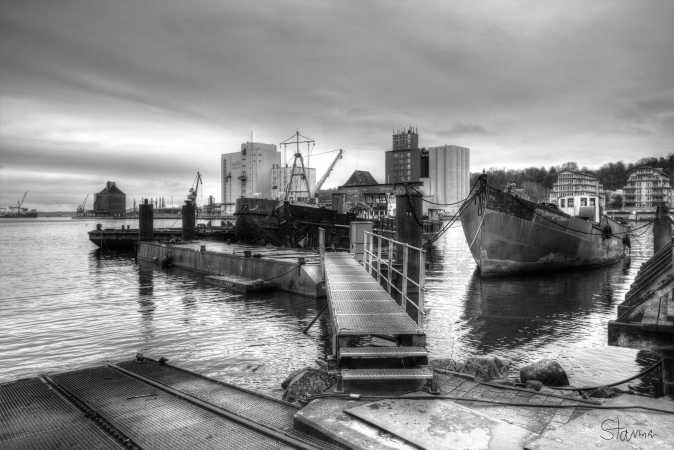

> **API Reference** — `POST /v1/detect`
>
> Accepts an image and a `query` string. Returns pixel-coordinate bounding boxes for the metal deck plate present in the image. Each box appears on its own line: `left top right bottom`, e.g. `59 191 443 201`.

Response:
116 359 341 450
0 378 119 449
330 290 394 302
116 360 296 431
333 301 402 315
335 313 421 334
340 367 433 380
51 367 293 449
324 254 422 337
339 346 428 358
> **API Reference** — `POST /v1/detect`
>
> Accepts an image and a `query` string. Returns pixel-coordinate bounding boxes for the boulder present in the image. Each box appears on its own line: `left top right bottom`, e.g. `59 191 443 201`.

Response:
281 368 336 403
520 359 569 387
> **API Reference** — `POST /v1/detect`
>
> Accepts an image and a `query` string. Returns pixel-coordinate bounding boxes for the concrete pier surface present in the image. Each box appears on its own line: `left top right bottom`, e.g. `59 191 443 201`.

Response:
294 371 674 449
138 240 324 297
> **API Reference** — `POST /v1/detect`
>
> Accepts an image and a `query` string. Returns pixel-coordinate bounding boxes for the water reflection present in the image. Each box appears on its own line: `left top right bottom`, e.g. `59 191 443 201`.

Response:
137 263 155 318
461 262 625 353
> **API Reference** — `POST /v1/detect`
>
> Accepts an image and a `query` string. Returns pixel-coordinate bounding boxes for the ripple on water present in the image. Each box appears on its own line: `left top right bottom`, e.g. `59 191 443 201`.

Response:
0 218 660 395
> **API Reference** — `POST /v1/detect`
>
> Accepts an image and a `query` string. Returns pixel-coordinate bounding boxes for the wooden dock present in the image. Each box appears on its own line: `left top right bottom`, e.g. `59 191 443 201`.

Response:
0 357 339 449
324 241 433 389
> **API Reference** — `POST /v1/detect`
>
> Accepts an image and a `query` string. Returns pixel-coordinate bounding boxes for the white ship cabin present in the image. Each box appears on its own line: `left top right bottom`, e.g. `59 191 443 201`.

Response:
550 170 605 222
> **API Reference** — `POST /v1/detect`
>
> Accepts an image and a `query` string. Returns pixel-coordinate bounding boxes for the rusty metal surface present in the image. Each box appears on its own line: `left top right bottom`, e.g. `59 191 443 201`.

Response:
0 378 120 449
50 366 294 450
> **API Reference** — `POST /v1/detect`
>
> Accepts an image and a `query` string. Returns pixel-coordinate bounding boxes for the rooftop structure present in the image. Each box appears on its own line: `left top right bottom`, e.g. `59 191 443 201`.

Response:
623 166 672 209
334 170 394 218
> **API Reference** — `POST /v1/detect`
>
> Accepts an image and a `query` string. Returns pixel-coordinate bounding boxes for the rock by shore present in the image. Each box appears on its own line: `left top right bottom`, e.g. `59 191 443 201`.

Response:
520 359 569 387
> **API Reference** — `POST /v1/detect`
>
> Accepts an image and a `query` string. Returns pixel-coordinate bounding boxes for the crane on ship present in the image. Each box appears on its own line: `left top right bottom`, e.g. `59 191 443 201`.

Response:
312 149 343 204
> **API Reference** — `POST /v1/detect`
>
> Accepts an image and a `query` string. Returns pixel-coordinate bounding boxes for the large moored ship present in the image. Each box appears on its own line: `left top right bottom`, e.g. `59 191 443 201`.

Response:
460 175 629 276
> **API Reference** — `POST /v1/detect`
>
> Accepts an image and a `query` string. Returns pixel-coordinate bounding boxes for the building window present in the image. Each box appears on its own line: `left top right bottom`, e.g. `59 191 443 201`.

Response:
568 198 574 207
580 197 587 207
560 199 565 207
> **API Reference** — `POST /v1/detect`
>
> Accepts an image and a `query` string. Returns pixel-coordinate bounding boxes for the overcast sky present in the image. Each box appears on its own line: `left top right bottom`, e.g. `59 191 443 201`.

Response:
1 0 673 210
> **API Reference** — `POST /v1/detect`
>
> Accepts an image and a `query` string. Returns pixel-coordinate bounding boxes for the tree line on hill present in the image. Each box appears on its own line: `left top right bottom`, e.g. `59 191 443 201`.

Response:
470 154 674 205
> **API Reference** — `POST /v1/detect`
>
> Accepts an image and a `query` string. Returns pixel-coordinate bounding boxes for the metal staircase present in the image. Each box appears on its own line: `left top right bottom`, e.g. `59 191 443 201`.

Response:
322 232 435 392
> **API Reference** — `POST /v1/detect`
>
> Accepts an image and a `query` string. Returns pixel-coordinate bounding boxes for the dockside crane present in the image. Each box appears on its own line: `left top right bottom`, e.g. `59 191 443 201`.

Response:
186 171 203 205
313 149 343 203
77 194 89 214
12 191 28 211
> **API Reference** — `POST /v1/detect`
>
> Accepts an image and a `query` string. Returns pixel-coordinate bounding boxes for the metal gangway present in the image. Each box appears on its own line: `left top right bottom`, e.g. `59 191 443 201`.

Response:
322 229 434 390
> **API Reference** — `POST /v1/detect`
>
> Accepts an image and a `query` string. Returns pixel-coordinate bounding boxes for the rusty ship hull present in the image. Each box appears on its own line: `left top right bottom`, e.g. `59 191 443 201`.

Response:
234 198 354 248
460 185 628 277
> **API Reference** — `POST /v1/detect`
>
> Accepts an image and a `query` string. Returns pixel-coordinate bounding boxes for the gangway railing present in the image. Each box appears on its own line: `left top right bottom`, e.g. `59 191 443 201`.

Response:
361 231 425 324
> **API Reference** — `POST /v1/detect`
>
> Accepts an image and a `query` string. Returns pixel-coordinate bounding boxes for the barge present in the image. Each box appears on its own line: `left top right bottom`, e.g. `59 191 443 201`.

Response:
460 176 629 276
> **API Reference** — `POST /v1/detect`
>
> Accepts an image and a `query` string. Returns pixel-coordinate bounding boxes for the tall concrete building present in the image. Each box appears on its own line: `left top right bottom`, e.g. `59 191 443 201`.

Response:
221 142 280 212
623 166 672 209
271 165 317 202
385 128 423 184
385 128 470 214
421 145 470 213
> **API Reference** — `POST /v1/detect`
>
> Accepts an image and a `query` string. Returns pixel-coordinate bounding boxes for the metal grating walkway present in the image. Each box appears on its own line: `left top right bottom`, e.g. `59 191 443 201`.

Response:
116 358 343 450
0 378 120 449
0 360 343 449
50 366 295 449
324 253 422 336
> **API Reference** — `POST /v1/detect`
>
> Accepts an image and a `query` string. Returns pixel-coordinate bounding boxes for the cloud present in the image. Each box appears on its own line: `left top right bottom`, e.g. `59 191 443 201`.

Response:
1 0 674 209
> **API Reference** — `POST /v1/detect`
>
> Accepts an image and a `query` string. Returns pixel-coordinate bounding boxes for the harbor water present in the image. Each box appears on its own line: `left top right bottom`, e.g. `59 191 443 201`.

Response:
0 217 658 396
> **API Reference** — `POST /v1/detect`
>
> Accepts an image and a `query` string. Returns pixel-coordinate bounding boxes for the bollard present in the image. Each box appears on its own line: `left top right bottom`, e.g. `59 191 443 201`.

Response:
139 199 154 241
395 185 423 249
653 205 671 254
349 221 373 262
318 227 325 281
182 202 196 241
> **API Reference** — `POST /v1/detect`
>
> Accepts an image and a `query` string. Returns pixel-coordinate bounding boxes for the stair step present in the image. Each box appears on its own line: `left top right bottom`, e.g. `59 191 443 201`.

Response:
341 367 434 381
339 346 427 359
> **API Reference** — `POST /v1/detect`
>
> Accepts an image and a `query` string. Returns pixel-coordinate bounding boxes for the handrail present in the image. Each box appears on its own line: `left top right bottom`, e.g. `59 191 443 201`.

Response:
362 231 425 324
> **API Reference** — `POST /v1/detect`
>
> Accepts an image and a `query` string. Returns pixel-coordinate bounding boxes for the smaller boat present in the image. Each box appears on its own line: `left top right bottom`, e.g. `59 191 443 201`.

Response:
460 175 629 276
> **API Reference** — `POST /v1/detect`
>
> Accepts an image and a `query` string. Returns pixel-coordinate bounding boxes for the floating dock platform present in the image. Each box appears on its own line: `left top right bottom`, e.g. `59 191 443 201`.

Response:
138 241 324 297
89 227 234 251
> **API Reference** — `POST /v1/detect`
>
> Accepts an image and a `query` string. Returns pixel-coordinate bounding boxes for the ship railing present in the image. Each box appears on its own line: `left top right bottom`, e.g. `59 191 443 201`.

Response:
362 231 425 324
